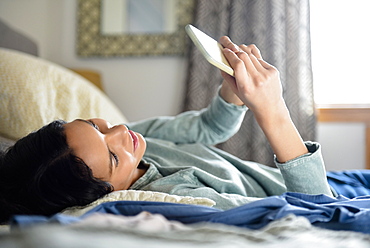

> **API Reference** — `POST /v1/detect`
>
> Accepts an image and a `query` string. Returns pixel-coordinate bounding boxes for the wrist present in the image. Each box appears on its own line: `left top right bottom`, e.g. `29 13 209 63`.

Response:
253 99 289 127
253 101 308 163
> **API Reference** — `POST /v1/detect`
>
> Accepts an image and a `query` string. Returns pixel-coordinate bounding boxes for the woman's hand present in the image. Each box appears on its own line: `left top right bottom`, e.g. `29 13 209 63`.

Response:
219 36 284 117
219 36 308 163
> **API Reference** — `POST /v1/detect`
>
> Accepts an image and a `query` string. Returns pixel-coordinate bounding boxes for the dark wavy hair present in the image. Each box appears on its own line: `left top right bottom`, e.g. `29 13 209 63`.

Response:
0 120 113 224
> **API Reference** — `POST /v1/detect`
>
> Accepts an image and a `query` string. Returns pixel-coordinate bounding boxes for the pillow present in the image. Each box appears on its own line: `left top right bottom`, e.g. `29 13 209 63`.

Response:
61 190 216 217
0 48 128 140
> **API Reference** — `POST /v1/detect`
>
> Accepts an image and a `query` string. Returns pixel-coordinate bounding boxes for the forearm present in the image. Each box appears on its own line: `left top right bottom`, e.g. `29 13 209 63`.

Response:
254 101 308 163
128 92 246 144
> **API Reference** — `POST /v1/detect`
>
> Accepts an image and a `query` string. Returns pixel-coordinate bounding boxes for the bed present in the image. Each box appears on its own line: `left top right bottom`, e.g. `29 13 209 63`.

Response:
1 19 370 247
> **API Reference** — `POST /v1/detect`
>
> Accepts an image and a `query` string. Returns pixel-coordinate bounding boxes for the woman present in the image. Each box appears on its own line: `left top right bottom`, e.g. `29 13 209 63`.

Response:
0 37 333 223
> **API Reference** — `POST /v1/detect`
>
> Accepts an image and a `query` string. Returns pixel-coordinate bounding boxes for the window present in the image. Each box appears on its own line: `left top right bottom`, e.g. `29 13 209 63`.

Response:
310 0 370 105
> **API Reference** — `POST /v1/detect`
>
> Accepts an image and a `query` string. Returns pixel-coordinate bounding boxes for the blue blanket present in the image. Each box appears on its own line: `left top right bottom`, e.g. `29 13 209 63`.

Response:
12 192 370 234
12 170 370 233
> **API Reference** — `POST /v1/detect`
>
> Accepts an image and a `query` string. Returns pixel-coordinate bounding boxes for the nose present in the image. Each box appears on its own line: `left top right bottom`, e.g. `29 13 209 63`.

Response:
104 124 129 144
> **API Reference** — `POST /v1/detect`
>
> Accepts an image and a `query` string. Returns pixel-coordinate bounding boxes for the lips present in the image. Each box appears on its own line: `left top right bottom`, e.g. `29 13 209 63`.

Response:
128 130 138 151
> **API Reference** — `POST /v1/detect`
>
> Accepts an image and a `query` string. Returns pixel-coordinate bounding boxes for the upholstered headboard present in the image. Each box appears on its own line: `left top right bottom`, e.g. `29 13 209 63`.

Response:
0 18 38 56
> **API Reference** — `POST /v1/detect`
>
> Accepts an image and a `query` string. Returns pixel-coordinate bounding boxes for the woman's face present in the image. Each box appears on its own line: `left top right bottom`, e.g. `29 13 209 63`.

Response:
64 118 147 190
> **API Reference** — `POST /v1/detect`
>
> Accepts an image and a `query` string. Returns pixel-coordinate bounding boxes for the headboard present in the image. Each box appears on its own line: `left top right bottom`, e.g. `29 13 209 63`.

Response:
0 18 38 56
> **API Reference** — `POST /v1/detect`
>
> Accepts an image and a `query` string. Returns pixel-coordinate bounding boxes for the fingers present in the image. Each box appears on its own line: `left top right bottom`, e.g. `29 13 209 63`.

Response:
239 50 267 73
220 36 263 60
223 47 264 80
238 44 269 72
219 36 239 52
235 50 262 75
223 48 250 75
220 36 268 72
239 44 262 60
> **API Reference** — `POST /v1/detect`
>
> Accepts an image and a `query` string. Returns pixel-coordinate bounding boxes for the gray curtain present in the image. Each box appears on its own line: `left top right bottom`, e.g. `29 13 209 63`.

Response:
183 0 315 166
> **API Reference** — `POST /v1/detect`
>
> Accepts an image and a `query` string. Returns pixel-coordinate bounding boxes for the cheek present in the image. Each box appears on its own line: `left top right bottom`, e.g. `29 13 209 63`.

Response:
110 164 132 190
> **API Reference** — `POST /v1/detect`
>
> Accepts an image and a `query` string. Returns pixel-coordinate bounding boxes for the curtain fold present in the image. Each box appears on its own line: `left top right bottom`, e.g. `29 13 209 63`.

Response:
184 0 315 166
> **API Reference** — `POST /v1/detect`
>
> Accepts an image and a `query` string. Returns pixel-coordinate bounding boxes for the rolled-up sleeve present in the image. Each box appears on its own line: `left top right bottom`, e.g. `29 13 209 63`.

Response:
275 141 333 196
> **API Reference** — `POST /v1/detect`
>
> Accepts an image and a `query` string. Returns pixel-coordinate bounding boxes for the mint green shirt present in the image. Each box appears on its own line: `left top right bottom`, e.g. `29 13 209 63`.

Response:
128 93 332 210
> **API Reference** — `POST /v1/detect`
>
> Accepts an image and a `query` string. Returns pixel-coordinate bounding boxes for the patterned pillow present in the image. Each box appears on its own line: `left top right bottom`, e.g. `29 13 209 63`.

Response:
61 190 216 216
0 48 128 140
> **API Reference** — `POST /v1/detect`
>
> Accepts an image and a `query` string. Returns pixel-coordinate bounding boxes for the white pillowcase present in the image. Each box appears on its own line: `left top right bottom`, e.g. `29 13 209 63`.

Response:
0 48 127 140
61 190 216 217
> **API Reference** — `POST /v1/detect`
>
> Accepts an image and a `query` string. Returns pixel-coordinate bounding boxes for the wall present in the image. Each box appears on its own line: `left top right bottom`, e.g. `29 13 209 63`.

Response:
317 123 365 171
0 0 365 171
0 0 187 122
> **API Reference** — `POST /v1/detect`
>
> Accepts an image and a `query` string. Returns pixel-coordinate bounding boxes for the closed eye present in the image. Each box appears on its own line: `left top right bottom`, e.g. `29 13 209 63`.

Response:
110 150 119 167
76 119 118 176
88 120 100 131
88 120 119 167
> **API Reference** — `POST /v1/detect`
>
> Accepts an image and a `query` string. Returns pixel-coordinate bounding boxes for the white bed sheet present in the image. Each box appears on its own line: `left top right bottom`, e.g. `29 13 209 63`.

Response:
1 212 369 247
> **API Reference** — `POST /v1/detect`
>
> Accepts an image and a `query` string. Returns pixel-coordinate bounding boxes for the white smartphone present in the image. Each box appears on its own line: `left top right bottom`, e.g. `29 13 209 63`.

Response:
185 24 234 76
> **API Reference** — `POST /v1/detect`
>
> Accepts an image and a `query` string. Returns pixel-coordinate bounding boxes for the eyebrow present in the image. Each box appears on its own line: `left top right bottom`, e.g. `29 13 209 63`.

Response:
75 119 113 178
